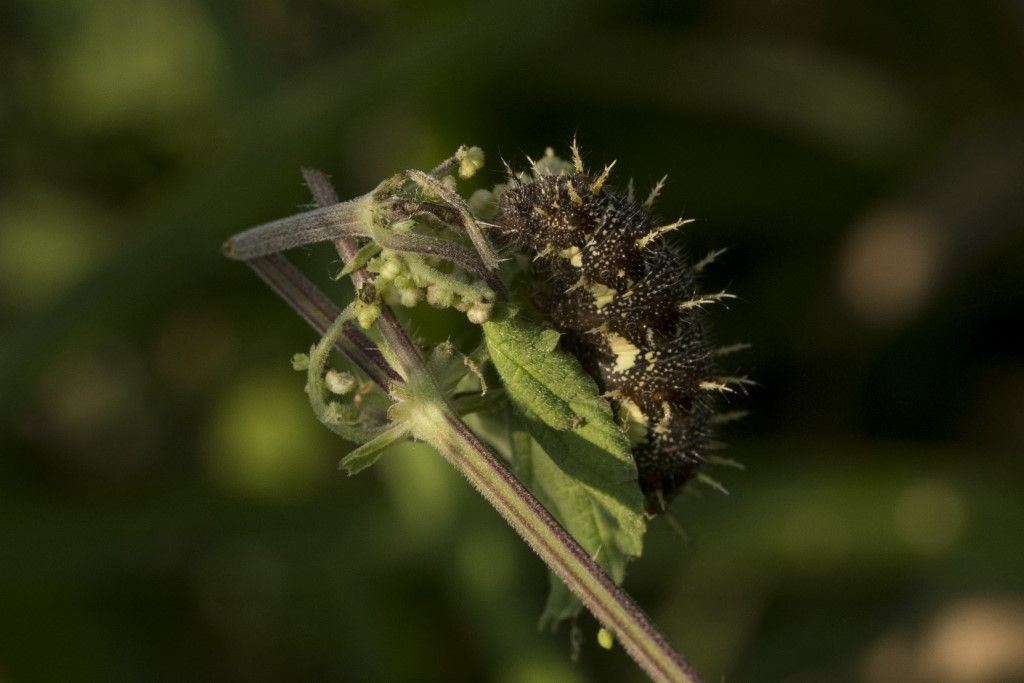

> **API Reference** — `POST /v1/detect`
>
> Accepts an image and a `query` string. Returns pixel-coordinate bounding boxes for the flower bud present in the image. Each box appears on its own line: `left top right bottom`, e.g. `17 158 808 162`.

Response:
468 189 497 219
378 258 402 281
466 302 493 324
458 146 485 179
325 370 355 395
426 285 455 309
399 288 422 308
357 303 381 329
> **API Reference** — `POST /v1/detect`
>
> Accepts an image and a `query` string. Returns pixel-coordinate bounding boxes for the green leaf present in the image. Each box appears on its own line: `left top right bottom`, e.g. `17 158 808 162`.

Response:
339 423 411 475
482 311 641 503
335 240 381 278
481 311 646 627
485 325 578 431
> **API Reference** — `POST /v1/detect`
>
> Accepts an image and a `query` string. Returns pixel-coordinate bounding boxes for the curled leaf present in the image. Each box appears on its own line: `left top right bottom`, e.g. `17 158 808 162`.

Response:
339 423 411 475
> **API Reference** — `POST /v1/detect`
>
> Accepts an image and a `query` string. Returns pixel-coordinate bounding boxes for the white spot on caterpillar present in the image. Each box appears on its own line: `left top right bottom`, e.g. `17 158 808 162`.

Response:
617 397 650 446
534 243 555 260
559 245 583 267
566 276 587 293
607 332 640 372
589 282 617 309
618 397 648 425
652 401 672 435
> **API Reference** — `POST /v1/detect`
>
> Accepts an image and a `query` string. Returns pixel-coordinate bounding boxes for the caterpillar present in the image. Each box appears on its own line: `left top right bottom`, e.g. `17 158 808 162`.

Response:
493 145 737 510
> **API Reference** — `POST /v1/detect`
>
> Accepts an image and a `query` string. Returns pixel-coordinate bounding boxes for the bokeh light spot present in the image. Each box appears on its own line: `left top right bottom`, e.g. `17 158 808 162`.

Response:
840 206 945 327
0 189 108 312
154 305 235 396
918 599 1024 683
496 656 586 683
44 0 226 130
206 370 326 498
894 478 966 554
377 441 460 540
457 527 518 599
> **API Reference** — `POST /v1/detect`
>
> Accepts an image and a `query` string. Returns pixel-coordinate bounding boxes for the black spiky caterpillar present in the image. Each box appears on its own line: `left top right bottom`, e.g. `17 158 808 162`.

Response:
494 154 727 509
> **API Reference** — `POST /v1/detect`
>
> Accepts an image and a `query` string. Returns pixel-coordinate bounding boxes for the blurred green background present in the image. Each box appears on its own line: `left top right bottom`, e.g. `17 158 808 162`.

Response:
2 1 1023 681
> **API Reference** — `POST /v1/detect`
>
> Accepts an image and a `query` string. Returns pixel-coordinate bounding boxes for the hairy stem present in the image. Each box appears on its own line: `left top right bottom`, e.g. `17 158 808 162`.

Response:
429 409 701 683
301 168 425 377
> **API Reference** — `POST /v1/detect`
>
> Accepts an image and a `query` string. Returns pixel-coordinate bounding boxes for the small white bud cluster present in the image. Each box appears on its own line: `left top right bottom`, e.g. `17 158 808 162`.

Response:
293 348 371 436
325 369 356 395
366 249 495 324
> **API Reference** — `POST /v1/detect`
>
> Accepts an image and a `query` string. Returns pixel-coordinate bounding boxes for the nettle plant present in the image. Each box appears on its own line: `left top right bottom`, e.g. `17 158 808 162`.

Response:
224 142 746 683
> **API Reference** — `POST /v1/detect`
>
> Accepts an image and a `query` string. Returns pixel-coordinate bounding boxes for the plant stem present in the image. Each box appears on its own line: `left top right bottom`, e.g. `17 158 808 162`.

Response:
245 254 399 389
430 408 701 683
302 168 425 377
242 170 703 683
